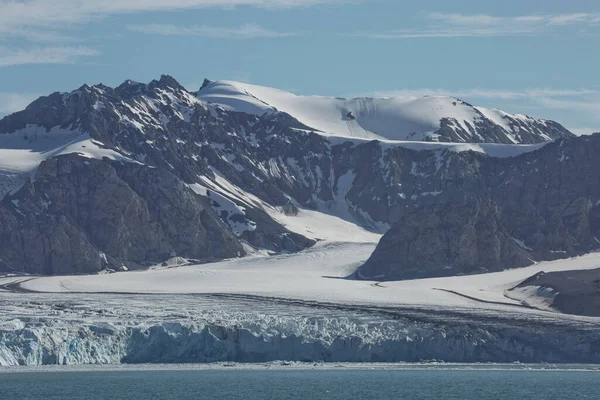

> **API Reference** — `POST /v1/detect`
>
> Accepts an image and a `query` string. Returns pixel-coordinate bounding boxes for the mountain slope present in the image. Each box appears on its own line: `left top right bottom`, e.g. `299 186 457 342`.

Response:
0 75 319 274
196 79 573 144
359 134 600 281
0 74 590 276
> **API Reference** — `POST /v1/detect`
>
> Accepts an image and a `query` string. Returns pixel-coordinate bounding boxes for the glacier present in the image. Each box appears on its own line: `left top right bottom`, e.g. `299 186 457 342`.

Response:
2 292 600 366
3 243 600 366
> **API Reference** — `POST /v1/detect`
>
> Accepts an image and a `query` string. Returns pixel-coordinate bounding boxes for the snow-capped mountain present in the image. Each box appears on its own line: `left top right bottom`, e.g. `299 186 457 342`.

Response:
3 74 600 369
0 74 596 278
196 79 573 144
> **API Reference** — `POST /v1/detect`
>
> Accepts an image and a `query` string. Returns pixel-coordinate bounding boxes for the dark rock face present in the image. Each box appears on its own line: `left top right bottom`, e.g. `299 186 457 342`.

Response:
513 268 600 317
435 111 572 144
0 155 244 274
359 134 600 281
360 199 531 280
489 139 600 259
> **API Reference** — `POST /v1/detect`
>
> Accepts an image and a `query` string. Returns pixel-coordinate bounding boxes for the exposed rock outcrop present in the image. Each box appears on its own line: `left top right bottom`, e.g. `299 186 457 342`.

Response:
359 134 600 280
359 199 532 280
511 268 600 317
0 155 244 274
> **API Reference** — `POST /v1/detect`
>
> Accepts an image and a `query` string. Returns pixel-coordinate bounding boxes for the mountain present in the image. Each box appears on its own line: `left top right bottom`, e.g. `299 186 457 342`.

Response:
0 74 589 276
197 79 573 144
358 134 600 281
0 75 318 274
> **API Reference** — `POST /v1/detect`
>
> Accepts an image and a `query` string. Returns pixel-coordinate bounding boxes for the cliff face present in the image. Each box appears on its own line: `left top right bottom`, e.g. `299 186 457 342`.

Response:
0 155 245 274
2 293 600 366
359 135 600 280
359 199 532 280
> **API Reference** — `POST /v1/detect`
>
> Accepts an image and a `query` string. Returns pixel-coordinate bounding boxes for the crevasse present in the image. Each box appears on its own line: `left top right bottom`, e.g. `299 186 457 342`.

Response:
2 313 600 366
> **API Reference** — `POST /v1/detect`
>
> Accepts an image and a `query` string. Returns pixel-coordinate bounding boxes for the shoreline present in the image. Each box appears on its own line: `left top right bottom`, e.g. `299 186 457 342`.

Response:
3 362 600 373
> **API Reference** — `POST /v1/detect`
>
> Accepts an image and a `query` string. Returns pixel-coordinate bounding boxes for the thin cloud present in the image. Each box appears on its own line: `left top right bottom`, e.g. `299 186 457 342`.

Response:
0 27 78 43
535 96 600 113
351 12 600 39
569 127 598 136
0 0 336 44
0 46 99 67
0 92 41 115
0 0 338 36
128 23 301 39
368 88 599 100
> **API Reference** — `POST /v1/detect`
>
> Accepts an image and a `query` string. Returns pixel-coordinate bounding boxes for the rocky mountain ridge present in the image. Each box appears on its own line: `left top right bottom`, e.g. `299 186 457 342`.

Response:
359 134 600 280
0 74 593 277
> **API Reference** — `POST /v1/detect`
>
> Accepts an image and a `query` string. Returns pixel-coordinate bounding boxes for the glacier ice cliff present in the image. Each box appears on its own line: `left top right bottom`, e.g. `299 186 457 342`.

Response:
1 293 600 366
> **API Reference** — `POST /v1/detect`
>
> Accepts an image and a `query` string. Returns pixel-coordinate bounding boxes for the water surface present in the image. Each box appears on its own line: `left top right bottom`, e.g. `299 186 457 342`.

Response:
2 368 598 399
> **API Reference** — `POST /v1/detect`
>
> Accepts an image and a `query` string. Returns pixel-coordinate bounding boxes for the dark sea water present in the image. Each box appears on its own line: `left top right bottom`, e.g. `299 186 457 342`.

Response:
1 368 598 400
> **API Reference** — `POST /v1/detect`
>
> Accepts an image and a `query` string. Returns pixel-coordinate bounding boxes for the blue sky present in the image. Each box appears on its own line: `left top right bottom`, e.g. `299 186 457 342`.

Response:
0 0 599 134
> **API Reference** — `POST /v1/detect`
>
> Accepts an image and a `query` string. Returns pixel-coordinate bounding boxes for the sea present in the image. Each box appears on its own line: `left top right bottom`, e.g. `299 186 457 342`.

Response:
1 366 598 399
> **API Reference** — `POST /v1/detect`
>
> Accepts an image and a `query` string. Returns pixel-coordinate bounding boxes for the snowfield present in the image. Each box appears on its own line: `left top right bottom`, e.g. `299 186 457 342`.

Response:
3 201 598 312
2 245 600 366
0 126 140 198
2 197 600 312
6 242 600 314
196 79 560 143
2 219 600 366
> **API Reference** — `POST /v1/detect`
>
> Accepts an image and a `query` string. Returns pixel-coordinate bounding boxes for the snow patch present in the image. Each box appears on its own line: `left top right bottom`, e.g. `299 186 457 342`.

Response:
512 238 533 251
508 285 558 311
0 126 140 199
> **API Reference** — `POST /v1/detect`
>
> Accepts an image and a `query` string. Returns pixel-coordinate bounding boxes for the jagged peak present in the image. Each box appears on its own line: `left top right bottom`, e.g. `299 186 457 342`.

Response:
66 83 110 98
95 83 112 91
115 79 148 98
149 74 186 92
113 75 189 99
1 75 574 145
22 92 64 110
199 78 214 92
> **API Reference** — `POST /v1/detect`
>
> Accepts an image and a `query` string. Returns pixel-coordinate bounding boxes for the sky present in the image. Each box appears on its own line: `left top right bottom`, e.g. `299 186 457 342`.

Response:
0 0 598 134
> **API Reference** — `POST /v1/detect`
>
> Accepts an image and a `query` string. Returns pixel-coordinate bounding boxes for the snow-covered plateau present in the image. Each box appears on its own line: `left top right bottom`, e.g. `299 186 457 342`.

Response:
196 79 571 144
